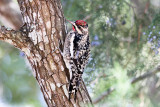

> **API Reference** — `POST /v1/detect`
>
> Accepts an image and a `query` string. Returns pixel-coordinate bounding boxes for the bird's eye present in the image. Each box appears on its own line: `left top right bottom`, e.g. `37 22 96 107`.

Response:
79 24 88 28
83 24 88 28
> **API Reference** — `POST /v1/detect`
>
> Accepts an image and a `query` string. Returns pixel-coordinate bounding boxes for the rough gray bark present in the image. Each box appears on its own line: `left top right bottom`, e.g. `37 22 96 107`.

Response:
0 0 92 106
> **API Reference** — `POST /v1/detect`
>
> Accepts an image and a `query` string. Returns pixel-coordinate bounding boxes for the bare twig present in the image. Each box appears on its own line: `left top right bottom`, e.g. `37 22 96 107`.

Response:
137 24 142 47
93 88 115 104
83 14 92 21
131 65 160 84
124 1 136 8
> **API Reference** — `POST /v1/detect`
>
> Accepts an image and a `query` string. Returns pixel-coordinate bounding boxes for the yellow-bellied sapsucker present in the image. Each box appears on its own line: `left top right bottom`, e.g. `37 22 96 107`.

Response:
63 20 90 100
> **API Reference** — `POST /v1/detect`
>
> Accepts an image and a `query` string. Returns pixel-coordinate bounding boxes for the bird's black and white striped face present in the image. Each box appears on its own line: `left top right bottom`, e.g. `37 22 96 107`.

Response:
68 20 88 35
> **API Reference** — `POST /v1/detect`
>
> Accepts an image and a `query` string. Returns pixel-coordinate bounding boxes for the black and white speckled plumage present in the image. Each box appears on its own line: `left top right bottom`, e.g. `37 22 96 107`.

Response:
63 27 90 100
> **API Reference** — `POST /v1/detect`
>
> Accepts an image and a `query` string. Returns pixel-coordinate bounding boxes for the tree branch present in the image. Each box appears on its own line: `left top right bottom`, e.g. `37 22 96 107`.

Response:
92 65 160 104
93 88 115 104
0 26 32 50
131 65 160 84
0 0 23 30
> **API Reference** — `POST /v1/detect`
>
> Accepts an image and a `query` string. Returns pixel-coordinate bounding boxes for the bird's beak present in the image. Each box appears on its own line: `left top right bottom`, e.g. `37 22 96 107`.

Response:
66 20 75 26
66 20 82 34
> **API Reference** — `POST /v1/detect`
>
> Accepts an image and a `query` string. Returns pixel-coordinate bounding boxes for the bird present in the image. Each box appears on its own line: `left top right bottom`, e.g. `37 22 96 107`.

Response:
63 20 90 101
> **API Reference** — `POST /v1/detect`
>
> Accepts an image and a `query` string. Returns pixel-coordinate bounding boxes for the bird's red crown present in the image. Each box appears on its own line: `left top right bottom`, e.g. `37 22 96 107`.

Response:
75 20 87 26
72 20 87 31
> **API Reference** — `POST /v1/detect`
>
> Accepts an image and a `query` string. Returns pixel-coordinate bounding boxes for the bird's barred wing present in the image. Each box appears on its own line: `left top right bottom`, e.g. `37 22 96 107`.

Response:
63 31 75 59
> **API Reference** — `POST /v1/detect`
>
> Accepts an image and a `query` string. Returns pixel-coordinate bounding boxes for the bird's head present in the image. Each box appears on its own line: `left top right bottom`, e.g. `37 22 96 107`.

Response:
67 20 88 35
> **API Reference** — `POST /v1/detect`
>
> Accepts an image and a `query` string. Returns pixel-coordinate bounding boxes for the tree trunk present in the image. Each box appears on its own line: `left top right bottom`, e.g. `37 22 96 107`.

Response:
0 0 92 106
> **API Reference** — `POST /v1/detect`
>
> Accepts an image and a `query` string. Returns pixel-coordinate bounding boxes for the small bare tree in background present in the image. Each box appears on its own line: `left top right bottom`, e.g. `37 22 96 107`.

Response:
0 0 92 106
